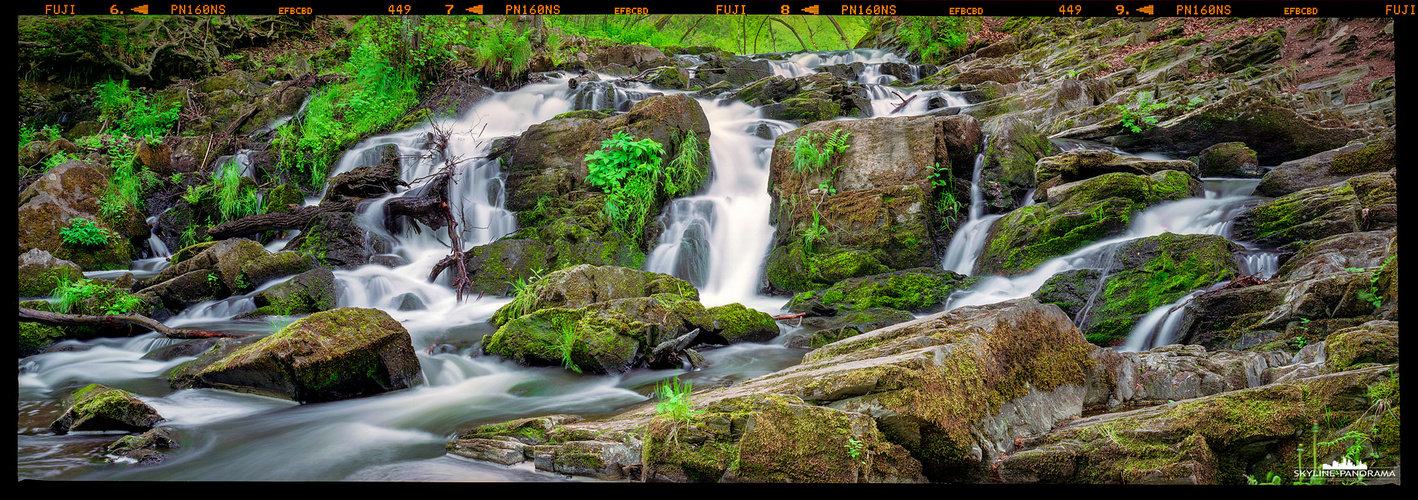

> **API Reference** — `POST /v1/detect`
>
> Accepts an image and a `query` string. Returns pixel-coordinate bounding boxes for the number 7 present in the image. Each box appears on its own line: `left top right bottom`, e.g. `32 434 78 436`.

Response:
447 5 454 14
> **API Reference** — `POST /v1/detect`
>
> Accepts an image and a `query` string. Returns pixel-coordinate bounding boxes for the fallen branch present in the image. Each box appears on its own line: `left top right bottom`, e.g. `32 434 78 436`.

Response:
772 313 807 320
19 306 253 340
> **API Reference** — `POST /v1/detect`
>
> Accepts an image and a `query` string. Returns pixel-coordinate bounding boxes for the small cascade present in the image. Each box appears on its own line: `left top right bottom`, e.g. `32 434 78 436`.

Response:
1116 290 1205 352
644 98 790 306
940 151 995 275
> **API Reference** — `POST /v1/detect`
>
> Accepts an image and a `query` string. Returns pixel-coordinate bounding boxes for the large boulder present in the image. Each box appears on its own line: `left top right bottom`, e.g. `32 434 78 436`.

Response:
977 114 1058 214
50 383 163 435
18 160 144 270
145 238 317 303
764 115 983 291
698 298 1096 482
17 248 84 297
784 267 976 315
1255 128 1395 197
1084 344 1291 411
284 211 394 270
242 268 340 317
484 293 777 374
998 364 1398 484
169 308 421 403
1075 233 1243 346
1133 89 1367 165
1196 142 1261 178
725 72 874 121
1034 149 1198 185
1233 171 1396 248
490 264 698 326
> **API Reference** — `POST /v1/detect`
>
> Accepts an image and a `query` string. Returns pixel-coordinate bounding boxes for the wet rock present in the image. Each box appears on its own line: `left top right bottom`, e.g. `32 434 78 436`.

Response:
1035 149 1198 187
785 267 973 315
170 307 421 403
979 114 1058 214
1272 229 1393 282
586 44 667 70
284 211 393 270
1135 89 1366 165
976 170 1201 276
1196 142 1261 178
1032 268 1103 319
1084 344 1290 410
1077 233 1243 346
790 307 917 349
50 383 163 435
490 264 698 326
395 293 426 312
1256 128 1395 197
245 268 339 317
764 115 983 291
105 427 181 466
1321 320 1399 373
319 145 406 204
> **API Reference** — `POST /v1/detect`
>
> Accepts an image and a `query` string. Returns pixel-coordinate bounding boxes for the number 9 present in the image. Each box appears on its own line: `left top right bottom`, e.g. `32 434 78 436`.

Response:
782 5 790 14
1116 5 1126 15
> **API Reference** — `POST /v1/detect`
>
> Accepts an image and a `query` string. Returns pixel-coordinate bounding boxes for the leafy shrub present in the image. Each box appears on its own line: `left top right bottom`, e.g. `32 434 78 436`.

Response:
59 218 112 248
471 21 532 86
50 276 144 315
93 79 180 139
895 17 971 65
583 131 699 236
213 159 262 222
792 129 851 174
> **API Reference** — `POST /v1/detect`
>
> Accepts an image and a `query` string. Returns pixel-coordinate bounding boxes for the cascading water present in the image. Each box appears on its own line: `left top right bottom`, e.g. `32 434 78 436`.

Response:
940 151 1001 275
645 99 789 308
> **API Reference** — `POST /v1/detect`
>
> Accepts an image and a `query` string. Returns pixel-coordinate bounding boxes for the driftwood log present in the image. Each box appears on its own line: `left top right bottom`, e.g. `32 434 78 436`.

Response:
19 306 253 340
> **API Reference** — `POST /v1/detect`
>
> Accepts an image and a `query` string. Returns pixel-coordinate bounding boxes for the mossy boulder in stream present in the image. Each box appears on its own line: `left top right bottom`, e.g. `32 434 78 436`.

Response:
18 160 142 271
785 267 975 315
50 383 164 435
1078 233 1243 346
17 248 84 297
484 292 778 374
169 307 421 403
1133 88 1367 165
490 264 698 326
1256 128 1395 197
976 170 1201 276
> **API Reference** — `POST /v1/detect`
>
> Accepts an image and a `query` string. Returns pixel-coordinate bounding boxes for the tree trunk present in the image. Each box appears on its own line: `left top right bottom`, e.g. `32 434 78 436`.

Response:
768 18 810 52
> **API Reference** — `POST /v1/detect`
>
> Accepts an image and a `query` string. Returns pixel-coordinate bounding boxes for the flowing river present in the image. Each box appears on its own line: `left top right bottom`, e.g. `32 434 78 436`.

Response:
17 48 1279 481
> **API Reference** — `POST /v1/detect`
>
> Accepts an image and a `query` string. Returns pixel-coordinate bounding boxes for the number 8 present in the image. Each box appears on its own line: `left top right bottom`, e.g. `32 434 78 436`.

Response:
782 5 790 14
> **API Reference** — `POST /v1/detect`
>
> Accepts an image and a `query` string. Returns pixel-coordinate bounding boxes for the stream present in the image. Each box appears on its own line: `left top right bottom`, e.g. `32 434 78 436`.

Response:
17 48 1280 481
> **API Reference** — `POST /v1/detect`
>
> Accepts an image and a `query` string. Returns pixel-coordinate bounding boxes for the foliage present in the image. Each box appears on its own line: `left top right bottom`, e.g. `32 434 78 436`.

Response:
545 15 873 55
93 79 180 140
59 218 113 248
665 131 706 198
1117 91 1167 134
583 131 698 236
557 322 582 373
652 377 701 422
894 17 971 65
502 267 545 320
802 211 829 255
469 19 532 86
213 159 262 222
275 21 423 189
50 276 143 315
792 129 851 174
930 162 964 227
103 147 160 216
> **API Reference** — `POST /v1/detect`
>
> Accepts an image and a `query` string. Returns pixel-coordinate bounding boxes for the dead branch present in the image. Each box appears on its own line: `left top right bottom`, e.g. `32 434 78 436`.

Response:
19 306 253 340
767 17 810 51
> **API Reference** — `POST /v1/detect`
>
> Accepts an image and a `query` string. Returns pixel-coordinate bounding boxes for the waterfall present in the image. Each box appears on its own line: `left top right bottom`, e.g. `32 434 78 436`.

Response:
940 151 997 275
644 98 790 307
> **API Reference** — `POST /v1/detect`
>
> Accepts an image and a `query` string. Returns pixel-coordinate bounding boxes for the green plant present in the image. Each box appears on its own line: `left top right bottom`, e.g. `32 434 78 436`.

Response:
557 322 582 374
470 20 532 86
930 162 964 226
93 79 180 139
583 131 679 236
791 129 851 174
59 218 112 247
50 276 143 315
801 211 829 255
895 17 971 65
213 159 262 222
846 437 864 460
652 377 701 422
1346 266 1385 309
1117 91 1167 134
665 130 706 198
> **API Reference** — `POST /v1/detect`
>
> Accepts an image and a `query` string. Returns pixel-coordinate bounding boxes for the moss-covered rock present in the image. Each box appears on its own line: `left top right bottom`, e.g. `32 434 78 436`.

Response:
1256 128 1395 197
17 248 84 297
50 383 163 435
977 171 1201 276
1034 149 1198 185
18 161 140 271
105 427 180 465
1322 320 1399 373
979 114 1058 213
1196 142 1260 178
490 264 697 326
170 307 420 403
284 211 392 270
243 268 339 317
998 364 1398 484
1135 88 1366 165
785 267 975 315
1080 233 1243 346
1234 171 1396 248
